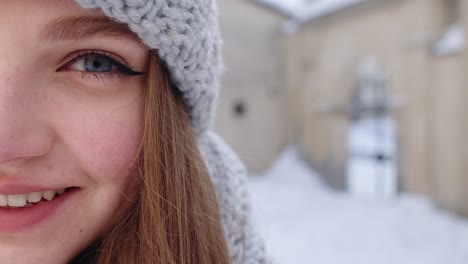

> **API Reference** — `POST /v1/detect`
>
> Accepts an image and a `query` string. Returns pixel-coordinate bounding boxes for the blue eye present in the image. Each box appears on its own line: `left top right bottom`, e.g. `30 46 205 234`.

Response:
83 54 114 73
59 51 144 77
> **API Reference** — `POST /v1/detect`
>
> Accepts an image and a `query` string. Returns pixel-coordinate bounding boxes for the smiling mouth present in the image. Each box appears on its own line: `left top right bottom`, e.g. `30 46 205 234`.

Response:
0 187 78 208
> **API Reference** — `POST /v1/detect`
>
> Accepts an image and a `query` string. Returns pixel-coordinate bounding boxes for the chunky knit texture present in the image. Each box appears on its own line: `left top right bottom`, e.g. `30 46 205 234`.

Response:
199 132 269 264
74 1 269 263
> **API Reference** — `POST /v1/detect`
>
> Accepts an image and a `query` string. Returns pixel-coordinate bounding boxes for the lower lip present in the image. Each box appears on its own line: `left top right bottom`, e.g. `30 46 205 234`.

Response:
0 188 79 233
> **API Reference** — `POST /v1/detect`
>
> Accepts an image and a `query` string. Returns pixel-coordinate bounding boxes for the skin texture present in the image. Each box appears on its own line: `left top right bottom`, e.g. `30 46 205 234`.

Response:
0 0 148 263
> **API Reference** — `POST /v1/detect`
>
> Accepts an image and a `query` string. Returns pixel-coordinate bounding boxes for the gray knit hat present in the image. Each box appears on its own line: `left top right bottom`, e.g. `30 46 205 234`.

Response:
76 0 222 136
74 1 270 263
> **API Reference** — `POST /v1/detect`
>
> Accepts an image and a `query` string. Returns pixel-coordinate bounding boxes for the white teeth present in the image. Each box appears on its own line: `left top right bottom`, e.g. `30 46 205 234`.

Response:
27 192 42 203
8 194 27 207
0 189 68 208
0 195 7 206
42 191 56 201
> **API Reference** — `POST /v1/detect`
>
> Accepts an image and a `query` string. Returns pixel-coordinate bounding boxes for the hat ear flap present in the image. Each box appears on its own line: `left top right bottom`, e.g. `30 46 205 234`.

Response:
198 132 269 263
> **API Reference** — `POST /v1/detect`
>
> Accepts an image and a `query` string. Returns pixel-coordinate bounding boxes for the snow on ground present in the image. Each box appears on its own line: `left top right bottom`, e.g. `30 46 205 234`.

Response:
248 147 468 264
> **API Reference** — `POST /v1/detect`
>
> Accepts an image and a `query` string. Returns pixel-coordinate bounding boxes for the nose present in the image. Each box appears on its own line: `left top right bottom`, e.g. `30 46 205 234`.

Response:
0 65 53 164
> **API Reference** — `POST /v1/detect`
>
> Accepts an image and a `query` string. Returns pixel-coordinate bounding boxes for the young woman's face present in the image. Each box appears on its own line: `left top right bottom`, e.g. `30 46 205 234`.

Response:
0 0 148 262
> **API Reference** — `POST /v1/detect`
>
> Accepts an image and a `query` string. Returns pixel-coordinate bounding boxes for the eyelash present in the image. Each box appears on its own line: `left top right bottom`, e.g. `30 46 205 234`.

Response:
57 50 143 81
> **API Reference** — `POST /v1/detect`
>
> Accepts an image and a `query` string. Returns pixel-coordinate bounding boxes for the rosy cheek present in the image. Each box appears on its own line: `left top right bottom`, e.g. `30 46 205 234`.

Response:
82 120 142 181
45 79 145 183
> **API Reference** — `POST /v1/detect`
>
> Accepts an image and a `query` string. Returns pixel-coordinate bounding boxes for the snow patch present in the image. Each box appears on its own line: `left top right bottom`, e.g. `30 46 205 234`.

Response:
249 146 468 264
432 24 465 56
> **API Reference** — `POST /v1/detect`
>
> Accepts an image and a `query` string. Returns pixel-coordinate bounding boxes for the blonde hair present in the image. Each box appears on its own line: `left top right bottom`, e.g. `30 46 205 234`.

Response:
71 54 231 264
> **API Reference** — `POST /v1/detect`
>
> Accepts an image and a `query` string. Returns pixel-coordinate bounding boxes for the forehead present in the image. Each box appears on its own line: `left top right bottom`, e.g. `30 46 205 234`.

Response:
0 0 98 21
0 0 139 44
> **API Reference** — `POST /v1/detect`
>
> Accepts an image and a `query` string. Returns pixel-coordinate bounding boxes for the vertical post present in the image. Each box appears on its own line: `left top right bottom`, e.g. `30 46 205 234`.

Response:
458 0 468 216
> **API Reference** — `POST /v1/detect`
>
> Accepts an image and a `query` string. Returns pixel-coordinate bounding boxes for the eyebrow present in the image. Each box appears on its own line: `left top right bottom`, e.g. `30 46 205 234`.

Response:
39 16 141 44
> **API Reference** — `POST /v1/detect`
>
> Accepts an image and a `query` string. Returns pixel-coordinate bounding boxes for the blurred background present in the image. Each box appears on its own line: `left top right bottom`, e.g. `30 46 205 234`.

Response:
213 0 468 263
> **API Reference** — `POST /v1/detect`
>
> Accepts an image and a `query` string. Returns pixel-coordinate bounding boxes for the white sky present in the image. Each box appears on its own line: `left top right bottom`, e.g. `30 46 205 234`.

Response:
256 0 367 21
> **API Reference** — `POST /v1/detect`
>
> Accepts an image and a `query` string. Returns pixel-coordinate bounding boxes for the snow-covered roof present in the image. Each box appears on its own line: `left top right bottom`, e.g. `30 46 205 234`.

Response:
255 0 367 22
432 24 465 56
